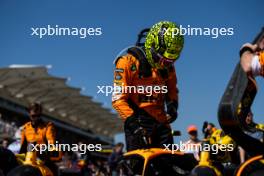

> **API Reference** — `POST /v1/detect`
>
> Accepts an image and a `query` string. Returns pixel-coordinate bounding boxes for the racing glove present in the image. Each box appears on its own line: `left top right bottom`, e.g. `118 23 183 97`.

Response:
166 100 178 123
124 115 149 145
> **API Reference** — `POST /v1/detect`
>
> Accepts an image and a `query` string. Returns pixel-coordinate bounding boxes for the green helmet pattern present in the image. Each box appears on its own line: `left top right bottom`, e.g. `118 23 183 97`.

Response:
145 21 184 68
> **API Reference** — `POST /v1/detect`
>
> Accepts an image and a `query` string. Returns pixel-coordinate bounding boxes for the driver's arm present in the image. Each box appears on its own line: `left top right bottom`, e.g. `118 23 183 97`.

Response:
112 56 134 121
166 67 179 123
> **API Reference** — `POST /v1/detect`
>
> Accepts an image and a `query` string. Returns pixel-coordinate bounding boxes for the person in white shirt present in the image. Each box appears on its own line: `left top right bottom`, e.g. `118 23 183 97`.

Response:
183 125 201 160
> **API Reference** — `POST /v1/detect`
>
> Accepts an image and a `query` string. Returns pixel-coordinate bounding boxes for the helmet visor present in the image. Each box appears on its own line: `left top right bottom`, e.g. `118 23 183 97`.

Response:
152 48 175 67
157 53 175 67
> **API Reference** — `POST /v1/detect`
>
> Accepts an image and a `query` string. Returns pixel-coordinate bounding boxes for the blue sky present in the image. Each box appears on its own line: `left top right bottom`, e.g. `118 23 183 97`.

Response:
0 0 263 142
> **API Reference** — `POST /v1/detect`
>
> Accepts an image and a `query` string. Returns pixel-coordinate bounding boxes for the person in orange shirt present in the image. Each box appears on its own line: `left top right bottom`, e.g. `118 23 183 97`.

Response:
19 102 58 175
112 21 184 151
20 102 56 153
240 36 264 76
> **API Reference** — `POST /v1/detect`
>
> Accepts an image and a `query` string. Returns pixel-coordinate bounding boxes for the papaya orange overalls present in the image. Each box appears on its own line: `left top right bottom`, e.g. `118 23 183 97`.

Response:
112 50 179 151
20 121 56 153
112 54 178 123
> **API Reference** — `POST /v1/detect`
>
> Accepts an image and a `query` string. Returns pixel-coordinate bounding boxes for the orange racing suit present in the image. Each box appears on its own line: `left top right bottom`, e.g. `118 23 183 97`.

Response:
112 52 178 124
20 121 56 153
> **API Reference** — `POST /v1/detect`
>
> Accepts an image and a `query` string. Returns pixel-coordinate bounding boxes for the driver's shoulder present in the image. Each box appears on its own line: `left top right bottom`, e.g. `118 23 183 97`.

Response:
22 122 32 129
115 54 139 68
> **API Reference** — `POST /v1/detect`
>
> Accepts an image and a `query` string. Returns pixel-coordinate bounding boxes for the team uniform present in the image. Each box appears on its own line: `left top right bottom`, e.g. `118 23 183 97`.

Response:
20 120 56 153
112 50 178 151
112 54 178 124
20 120 58 175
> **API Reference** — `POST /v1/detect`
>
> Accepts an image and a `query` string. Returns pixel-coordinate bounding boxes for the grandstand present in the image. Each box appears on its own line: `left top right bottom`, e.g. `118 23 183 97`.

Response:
0 65 122 146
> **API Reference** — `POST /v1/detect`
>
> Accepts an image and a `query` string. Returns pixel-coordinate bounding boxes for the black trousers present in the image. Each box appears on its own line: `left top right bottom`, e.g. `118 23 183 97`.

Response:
125 115 173 151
